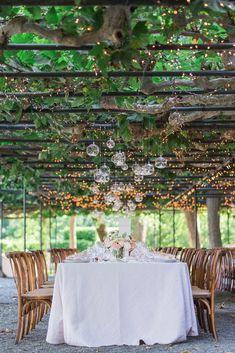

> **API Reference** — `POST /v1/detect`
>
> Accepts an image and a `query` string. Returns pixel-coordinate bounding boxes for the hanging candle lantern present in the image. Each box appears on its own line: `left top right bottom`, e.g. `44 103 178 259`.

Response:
155 155 167 169
86 142 99 157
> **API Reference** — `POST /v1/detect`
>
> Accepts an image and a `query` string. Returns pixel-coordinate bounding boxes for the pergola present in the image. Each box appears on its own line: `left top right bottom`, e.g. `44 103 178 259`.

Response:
0 0 234 253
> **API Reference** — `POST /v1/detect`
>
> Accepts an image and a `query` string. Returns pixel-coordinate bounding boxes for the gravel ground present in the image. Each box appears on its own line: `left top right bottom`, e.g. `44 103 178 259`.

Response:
0 278 234 353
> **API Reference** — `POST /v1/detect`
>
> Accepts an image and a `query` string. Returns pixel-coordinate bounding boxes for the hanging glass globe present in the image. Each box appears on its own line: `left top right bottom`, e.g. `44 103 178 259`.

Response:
122 205 129 213
132 163 142 176
105 192 116 204
155 155 167 169
86 142 100 157
135 193 143 203
113 199 123 212
111 182 119 193
121 163 128 171
106 138 115 149
117 182 125 192
143 162 154 176
134 175 144 183
111 151 126 166
100 163 110 175
126 183 134 191
94 169 110 184
128 202 136 212
90 183 99 194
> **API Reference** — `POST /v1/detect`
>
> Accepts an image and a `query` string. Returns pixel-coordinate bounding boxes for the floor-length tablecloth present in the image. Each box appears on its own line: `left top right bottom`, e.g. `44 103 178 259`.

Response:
47 262 198 347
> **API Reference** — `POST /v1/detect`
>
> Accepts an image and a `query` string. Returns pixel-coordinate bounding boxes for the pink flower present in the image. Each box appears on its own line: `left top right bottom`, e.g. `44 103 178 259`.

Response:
111 242 122 250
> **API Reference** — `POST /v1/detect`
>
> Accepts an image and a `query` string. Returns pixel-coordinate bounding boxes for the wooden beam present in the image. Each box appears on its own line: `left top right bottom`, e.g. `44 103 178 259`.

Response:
0 70 235 78
1 43 234 51
0 0 192 6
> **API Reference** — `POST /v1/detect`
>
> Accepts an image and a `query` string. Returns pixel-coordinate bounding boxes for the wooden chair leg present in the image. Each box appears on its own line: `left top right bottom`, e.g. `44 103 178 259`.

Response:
206 309 213 333
25 311 31 335
195 302 203 329
199 304 207 332
210 309 218 340
18 315 25 342
15 314 23 343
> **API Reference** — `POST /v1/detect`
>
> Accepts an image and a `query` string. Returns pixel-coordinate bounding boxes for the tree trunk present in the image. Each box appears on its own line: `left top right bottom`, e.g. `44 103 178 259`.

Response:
69 215 77 248
96 223 107 242
184 210 200 248
92 215 107 242
132 216 147 242
206 197 222 248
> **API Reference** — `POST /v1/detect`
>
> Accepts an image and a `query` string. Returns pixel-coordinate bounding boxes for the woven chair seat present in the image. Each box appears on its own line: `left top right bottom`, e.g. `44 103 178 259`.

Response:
23 287 53 300
192 285 210 298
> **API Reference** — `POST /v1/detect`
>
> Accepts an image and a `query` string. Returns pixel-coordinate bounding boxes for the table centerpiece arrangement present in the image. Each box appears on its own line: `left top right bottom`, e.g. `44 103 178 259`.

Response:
104 230 136 260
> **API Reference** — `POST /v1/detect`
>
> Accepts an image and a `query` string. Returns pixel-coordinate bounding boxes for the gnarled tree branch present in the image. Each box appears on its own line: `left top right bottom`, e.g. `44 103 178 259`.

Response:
0 7 130 47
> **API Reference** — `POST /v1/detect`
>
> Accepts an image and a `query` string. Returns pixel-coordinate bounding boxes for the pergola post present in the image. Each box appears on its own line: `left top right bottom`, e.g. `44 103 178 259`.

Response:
159 209 162 247
227 210 230 244
194 187 199 249
69 216 77 249
54 216 57 247
206 195 222 248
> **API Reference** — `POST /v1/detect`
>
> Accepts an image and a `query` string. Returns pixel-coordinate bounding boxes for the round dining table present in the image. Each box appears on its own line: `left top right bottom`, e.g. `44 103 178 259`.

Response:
46 261 198 347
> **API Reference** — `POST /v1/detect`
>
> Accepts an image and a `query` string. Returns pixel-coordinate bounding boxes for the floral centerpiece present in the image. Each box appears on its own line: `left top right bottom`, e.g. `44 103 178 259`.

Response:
104 230 136 259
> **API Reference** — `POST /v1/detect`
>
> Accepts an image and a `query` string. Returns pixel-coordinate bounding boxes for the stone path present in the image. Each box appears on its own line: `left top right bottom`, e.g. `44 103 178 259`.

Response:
0 278 234 353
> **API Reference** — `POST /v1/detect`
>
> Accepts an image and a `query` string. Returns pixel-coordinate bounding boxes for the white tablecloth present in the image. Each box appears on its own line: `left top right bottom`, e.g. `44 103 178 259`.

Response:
47 262 198 347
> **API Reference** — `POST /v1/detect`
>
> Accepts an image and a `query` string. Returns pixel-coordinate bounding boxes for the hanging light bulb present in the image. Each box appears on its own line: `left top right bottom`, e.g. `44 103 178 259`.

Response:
155 155 167 169
106 138 115 149
86 142 99 157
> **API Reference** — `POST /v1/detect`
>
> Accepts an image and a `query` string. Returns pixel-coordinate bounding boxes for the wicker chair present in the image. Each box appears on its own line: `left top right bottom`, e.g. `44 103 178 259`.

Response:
192 249 223 340
7 252 53 343
32 250 54 288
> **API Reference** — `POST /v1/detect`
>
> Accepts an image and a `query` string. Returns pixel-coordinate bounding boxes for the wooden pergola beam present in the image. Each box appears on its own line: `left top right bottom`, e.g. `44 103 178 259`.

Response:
1 70 234 78
0 120 234 130
3 106 235 114
0 0 192 6
1 43 233 51
1 89 235 99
